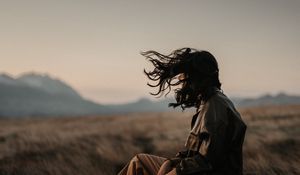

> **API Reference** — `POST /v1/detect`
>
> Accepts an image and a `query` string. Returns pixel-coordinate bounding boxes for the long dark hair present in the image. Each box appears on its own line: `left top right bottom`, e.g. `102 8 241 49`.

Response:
142 47 221 110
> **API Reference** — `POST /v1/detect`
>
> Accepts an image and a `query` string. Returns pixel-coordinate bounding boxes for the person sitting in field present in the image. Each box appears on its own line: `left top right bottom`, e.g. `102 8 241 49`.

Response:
118 48 247 175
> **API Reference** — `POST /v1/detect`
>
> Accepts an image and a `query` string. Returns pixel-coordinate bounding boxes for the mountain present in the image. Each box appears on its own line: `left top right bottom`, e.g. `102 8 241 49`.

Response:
0 73 19 85
126 93 300 113
0 73 108 117
17 73 82 99
234 92 300 107
0 72 186 117
1 72 300 117
107 97 176 113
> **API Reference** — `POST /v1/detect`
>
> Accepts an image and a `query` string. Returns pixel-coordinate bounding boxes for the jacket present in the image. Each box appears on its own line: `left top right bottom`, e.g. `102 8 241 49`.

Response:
184 90 247 175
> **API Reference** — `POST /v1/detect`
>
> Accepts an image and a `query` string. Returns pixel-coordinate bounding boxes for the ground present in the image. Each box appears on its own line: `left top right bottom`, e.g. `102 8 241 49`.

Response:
0 105 299 175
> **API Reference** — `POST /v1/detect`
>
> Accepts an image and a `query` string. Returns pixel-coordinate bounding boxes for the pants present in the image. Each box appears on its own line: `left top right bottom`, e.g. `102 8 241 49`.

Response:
118 153 175 175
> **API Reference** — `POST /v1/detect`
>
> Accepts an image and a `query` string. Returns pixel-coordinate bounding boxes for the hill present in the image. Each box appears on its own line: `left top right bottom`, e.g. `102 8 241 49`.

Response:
234 93 300 107
0 73 108 117
1 72 300 117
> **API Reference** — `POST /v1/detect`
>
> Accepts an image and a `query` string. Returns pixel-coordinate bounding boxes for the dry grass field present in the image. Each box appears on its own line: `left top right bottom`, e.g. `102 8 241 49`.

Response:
0 105 299 175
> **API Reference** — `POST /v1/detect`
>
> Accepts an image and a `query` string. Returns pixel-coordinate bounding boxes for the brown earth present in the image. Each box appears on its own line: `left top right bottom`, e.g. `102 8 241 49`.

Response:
0 105 299 175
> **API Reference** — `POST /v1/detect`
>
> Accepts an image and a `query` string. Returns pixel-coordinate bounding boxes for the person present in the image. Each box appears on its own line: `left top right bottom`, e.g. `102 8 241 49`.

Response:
118 48 247 175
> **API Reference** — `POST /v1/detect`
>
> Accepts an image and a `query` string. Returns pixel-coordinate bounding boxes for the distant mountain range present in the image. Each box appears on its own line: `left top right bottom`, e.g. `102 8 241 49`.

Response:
1 72 300 117
231 93 300 108
0 73 108 117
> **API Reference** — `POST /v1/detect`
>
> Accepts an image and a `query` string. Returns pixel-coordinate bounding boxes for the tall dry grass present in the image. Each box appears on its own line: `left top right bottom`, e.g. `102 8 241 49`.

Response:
0 105 299 175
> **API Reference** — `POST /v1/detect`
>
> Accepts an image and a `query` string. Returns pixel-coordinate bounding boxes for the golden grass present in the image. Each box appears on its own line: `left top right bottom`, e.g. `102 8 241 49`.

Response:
0 105 299 175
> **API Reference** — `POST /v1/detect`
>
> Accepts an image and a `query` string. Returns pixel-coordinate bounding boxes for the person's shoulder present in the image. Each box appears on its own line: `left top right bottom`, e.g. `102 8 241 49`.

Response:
213 90 246 125
207 89 233 109
204 89 244 122
201 90 232 123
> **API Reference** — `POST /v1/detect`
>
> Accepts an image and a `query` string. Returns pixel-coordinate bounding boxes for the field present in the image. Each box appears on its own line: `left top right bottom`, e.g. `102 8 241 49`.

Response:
0 105 299 175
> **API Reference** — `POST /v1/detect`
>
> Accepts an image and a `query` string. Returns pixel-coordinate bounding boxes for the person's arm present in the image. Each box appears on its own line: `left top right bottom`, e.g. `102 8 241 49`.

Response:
157 157 182 175
198 121 227 170
178 100 228 173
157 160 173 175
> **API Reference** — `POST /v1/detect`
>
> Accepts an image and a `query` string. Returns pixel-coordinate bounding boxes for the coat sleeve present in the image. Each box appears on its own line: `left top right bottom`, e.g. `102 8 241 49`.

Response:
185 99 229 170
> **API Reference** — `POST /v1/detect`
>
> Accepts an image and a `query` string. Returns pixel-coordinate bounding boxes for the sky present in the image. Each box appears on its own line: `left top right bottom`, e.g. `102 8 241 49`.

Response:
0 0 299 104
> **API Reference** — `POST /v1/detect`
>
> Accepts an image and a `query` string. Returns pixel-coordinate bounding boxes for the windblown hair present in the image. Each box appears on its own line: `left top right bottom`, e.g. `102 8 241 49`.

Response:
142 47 221 110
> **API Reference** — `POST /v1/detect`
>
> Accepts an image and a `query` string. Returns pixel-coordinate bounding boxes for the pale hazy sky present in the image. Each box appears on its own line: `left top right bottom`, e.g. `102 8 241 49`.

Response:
1 0 299 104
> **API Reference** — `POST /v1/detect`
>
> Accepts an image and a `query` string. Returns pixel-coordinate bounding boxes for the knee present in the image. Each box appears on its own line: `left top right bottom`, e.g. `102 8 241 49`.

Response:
136 153 149 158
131 153 148 162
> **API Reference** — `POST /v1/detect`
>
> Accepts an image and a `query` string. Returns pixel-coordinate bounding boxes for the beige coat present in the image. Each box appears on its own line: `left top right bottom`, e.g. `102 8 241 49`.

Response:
185 90 247 175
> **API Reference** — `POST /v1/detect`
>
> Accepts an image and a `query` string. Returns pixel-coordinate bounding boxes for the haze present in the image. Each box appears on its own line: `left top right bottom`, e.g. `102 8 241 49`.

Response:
0 0 299 104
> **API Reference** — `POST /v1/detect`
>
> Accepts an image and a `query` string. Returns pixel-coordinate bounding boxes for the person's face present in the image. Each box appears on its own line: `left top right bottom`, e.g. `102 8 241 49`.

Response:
176 73 185 88
177 73 188 89
177 73 197 90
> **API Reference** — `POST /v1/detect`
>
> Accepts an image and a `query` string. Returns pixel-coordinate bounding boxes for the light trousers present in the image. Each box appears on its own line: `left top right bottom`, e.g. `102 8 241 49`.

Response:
118 153 176 175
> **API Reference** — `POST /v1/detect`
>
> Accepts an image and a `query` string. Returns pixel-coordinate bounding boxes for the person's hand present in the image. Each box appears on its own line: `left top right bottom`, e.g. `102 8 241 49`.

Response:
157 158 181 175
175 151 187 158
157 160 173 175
